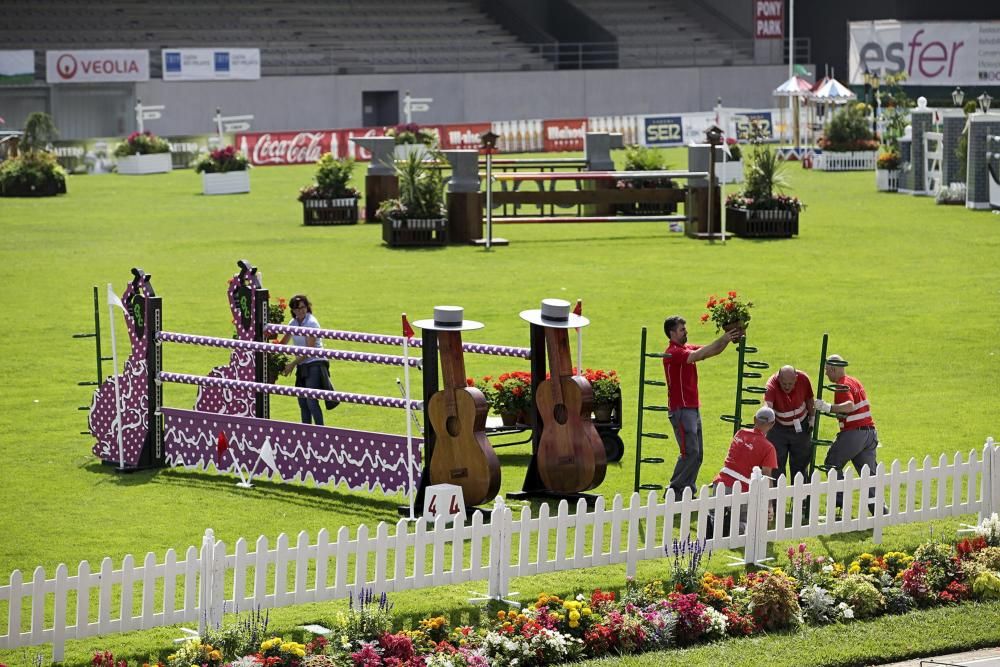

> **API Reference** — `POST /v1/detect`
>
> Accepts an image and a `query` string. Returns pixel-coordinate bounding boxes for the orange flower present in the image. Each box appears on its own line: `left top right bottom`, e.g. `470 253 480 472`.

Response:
725 301 735 310
728 290 737 298
700 313 710 322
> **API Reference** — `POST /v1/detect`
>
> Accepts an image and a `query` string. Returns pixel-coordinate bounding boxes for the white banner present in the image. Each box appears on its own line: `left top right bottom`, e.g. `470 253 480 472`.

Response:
849 20 1000 86
161 48 260 81
0 50 34 85
46 50 149 83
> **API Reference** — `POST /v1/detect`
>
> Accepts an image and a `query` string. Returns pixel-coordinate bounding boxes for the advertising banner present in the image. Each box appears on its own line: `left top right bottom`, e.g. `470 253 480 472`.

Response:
49 134 224 174
733 111 774 141
46 50 149 83
162 48 261 81
0 50 34 85
239 130 335 166
440 122 491 150
754 0 784 40
642 115 685 146
849 20 1000 85
543 118 586 152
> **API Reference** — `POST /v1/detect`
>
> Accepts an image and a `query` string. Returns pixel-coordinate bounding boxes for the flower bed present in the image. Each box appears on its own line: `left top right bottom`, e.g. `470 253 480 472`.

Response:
92 515 1000 667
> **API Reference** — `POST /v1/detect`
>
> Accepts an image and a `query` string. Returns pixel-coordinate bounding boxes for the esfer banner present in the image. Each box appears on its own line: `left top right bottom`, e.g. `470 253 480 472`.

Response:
849 20 1000 86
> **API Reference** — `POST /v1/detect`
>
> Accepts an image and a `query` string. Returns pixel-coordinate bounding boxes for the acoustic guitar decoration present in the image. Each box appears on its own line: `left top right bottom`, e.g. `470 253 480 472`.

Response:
420 307 501 508
528 299 607 494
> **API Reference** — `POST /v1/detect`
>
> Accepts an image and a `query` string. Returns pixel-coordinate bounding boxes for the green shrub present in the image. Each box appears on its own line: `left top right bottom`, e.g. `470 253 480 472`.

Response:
972 571 1000 600
833 574 886 619
299 153 359 201
622 145 668 171
820 103 877 152
376 150 446 221
0 150 67 196
113 130 170 157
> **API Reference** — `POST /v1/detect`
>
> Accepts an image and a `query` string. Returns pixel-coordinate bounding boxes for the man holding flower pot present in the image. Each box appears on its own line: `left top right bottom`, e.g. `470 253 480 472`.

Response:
662 315 743 497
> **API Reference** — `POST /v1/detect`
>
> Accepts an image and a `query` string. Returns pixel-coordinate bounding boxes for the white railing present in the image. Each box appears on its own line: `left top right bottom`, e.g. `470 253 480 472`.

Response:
3 439 997 661
814 150 878 171
876 169 900 192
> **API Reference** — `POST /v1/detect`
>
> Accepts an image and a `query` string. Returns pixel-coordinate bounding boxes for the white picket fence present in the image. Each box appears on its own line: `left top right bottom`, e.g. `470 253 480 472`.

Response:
814 150 878 171
2 439 997 661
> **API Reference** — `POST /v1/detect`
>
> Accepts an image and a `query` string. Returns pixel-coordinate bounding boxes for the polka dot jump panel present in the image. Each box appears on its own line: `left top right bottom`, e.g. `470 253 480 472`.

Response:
193 276 258 416
162 408 422 493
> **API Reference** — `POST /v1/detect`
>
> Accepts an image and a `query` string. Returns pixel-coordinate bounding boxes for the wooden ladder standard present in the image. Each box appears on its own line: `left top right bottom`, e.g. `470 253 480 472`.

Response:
633 326 671 493
720 334 770 434
809 333 849 475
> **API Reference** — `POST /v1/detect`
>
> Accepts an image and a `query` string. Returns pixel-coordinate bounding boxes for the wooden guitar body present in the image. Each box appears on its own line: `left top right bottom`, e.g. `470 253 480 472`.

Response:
427 386 500 506
426 330 501 508
534 328 607 494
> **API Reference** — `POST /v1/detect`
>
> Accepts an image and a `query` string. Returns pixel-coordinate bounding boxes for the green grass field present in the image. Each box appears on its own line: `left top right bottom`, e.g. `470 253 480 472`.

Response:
0 148 998 666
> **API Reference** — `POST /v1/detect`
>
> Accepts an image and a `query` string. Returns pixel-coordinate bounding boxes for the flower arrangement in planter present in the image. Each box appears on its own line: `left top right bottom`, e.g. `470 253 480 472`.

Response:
386 122 438 161
114 130 172 175
298 153 361 225
615 145 678 216
195 145 250 195
817 103 879 153
0 112 67 197
95 519 1000 667
378 151 448 246
725 137 803 238
701 291 753 333
471 371 533 425
582 368 621 422
876 149 902 192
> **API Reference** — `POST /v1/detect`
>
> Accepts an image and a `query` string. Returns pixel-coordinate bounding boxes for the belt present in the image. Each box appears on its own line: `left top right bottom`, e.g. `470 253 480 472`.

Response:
848 425 877 431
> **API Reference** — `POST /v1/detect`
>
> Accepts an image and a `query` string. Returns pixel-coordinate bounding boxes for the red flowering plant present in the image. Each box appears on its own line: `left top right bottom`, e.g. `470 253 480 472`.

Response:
487 371 533 416
701 291 753 333
581 368 621 406
113 130 170 157
196 145 249 174
385 123 437 147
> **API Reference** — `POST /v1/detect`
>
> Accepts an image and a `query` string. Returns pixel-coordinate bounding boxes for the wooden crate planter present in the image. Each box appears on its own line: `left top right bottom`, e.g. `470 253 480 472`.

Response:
727 207 799 238
302 197 360 226
202 170 250 195
0 178 66 197
117 153 172 175
875 169 899 192
382 217 448 247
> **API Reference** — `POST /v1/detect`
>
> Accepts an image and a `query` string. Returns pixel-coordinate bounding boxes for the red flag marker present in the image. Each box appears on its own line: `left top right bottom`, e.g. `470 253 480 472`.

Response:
402 313 415 338
216 431 229 466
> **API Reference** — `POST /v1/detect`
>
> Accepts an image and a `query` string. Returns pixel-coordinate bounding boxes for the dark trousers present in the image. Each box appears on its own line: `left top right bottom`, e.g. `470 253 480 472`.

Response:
825 426 881 512
766 423 812 484
668 408 703 497
295 362 325 425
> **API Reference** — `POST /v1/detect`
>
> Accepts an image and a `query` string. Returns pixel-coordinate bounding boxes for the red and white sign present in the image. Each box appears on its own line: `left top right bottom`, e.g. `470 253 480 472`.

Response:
440 122 491 150
543 118 586 152
46 50 149 83
754 0 784 40
239 131 334 166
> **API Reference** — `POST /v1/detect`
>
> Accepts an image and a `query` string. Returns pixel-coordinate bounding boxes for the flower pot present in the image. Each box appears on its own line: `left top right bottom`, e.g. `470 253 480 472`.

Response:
394 144 431 161
202 170 250 195
302 197 360 225
722 320 747 334
593 403 614 423
726 206 799 239
875 169 899 192
117 153 172 175
383 217 448 247
500 411 519 427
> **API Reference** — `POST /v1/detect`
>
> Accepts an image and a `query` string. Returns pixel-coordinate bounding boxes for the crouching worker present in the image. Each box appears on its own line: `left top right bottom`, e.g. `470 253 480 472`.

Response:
708 407 778 538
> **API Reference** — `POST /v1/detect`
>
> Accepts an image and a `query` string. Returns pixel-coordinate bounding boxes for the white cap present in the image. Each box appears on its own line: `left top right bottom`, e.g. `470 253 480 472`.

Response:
755 406 776 423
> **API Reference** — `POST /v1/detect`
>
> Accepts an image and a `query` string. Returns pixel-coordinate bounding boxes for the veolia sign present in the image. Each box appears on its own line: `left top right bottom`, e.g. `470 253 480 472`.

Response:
46 50 149 83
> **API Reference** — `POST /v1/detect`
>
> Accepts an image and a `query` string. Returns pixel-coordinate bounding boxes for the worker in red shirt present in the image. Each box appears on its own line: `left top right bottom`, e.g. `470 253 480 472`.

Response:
709 406 778 536
814 354 882 512
764 365 815 484
662 315 742 497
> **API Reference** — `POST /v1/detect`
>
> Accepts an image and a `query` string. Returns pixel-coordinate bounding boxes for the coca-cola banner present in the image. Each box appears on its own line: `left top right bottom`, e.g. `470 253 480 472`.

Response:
239 130 335 166
543 118 587 152
46 50 149 83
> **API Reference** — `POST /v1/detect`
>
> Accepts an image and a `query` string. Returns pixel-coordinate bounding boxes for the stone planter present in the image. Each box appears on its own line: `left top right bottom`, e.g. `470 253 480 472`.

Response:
383 217 448 247
727 206 799 238
302 197 360 226
202 170 250 195
875 169 899 192
117 153 172 175
394 144 431 161
715 159 744 184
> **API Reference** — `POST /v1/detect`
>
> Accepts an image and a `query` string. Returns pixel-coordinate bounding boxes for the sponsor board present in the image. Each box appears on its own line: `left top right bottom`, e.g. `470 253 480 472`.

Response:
162 48 261 81
754 0 784 40
543 118 586 152
46 50 149 83
49 134 225 174
0 50 34 85
440 122 491 150
849 20 1000 86
643 115 684 146
733 112 774 141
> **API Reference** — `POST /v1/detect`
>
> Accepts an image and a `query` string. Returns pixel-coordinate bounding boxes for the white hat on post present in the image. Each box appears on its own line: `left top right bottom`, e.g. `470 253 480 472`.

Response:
519 298 589 329
412 305 484 331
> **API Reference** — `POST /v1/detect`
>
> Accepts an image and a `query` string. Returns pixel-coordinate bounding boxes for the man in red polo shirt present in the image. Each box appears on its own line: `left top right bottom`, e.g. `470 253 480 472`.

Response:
814 354 881 511
764 365 815 484
714 406 778 491
662 315 742 497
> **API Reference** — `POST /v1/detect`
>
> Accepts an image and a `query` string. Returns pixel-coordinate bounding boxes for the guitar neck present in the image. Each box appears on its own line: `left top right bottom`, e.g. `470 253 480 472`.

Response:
544 327 575 380
437 332 467 409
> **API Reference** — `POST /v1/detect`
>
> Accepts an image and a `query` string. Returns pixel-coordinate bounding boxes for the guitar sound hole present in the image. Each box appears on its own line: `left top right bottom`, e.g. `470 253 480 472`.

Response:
553 403 567 425
446 415 461 437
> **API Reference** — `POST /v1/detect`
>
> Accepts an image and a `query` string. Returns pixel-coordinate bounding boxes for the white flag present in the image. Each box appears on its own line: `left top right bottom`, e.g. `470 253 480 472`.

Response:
107 284 125 310
258 437 280 475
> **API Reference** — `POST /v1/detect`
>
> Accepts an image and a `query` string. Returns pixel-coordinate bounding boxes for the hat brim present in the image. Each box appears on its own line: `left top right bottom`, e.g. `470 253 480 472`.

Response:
411 318 484 332
519 309 590 329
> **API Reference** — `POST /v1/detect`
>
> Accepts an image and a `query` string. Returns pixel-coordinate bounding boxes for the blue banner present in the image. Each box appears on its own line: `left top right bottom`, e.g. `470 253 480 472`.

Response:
643 115 684 146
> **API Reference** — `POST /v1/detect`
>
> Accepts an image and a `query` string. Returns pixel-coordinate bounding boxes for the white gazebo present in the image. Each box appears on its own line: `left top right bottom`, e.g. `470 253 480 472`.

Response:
809 78 857 144
773 75 814 148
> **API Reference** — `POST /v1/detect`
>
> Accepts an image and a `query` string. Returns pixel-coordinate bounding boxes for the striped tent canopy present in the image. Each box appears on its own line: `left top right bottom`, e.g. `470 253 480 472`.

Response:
773 75 814 97
811 78 856 103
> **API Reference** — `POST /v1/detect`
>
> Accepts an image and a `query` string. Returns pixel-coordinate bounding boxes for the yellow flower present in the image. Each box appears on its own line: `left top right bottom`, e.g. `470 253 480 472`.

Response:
497 610 506 619
569 620 579 628
569 610 580 621
582 607 592 616
208 651 221 661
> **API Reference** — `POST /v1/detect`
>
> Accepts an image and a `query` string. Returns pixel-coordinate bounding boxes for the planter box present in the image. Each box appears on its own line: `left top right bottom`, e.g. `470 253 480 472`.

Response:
727 206 798 238
202 170 250 195
875 169 899 192
814 151 877 171
383 217 448 247
715 159 744 184
302 197 359 225
117 153 173 175
0 177 67 197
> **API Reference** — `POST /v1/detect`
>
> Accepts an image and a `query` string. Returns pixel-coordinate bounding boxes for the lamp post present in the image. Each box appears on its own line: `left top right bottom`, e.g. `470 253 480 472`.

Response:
952 87 965 108
870 72 880 137
479 130 499 250
978 92 993 114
